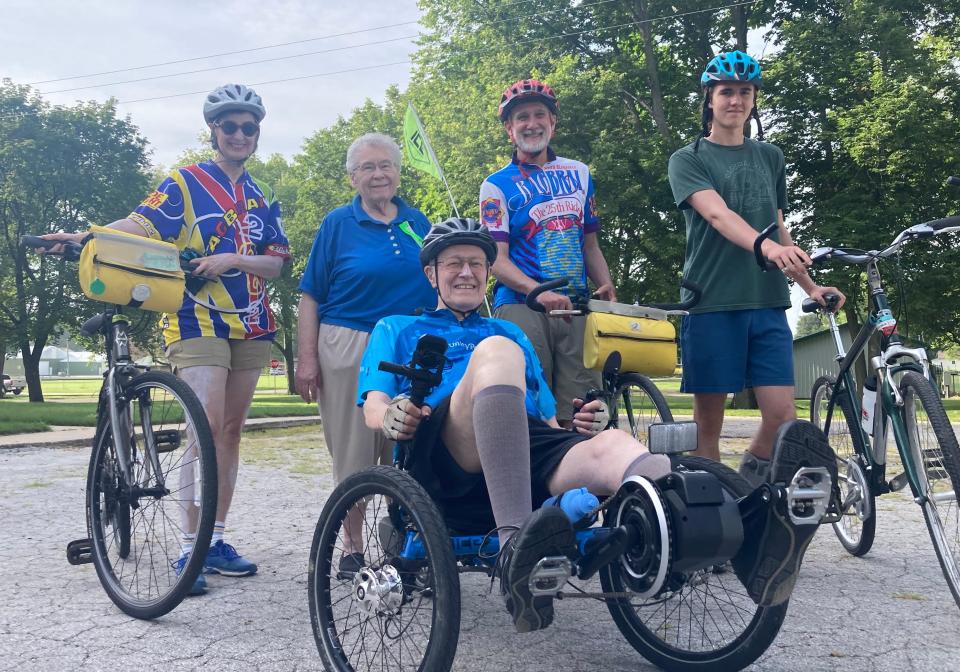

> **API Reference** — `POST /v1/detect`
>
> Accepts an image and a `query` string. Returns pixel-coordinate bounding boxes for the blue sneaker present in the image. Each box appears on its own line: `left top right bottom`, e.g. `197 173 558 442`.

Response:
204 540 258 577
173 554 207 596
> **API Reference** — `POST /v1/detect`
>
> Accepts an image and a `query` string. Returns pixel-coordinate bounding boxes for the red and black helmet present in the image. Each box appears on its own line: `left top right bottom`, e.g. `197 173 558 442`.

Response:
497 79 558 121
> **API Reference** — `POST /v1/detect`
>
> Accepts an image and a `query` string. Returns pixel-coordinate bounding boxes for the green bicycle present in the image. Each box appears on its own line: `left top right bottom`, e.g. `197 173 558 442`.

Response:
803 205 960 608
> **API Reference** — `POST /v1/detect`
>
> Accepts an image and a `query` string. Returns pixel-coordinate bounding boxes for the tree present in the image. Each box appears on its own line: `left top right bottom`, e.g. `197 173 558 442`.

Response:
0 81 151 401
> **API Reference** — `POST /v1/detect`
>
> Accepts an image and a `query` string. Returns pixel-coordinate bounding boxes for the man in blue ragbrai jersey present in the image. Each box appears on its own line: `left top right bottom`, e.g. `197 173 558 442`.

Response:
479 79 616 427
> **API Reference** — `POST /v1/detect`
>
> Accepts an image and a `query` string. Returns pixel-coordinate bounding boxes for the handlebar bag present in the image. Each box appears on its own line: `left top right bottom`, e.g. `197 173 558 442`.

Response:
79 225 185 313
582 312 677 376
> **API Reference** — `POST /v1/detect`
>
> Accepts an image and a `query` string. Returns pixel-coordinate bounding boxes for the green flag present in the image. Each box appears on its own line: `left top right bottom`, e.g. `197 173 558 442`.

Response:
404 103 442 179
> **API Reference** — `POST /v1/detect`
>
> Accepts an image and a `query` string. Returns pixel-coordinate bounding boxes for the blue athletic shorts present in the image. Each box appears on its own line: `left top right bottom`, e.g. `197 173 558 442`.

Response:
680 308 794 394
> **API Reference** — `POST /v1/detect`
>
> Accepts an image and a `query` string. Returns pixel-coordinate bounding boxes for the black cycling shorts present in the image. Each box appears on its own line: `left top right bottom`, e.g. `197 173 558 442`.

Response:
407 396 588 535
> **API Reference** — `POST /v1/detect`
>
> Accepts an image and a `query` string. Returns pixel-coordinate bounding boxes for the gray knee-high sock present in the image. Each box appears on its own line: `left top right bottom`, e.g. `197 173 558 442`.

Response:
622 452 672 483
473 385 531 544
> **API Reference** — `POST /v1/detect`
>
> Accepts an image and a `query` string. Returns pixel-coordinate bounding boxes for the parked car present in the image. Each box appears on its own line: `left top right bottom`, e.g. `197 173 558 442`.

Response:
1 373 25 398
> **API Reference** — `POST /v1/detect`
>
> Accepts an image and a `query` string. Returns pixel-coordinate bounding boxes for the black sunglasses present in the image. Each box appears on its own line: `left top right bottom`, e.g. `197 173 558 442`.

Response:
214 120 260 137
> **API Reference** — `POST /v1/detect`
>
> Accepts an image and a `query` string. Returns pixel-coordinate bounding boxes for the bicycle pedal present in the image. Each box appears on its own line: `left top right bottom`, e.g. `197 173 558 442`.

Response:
154 429 181 452
785 467 831 525
528 556 572 596
66 538 93 565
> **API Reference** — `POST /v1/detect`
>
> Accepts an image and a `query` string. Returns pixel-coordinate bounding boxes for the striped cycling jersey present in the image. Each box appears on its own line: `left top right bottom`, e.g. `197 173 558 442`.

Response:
357 308 557 420
479 150 600 309
128 161 290 345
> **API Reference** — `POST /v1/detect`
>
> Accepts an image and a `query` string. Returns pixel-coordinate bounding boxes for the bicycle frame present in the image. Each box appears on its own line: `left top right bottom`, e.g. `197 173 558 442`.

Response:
821 258 930 498
97 308 166 494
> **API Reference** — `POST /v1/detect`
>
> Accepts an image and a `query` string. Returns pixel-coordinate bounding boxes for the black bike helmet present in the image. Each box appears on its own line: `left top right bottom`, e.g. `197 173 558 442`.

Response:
419 217 498 267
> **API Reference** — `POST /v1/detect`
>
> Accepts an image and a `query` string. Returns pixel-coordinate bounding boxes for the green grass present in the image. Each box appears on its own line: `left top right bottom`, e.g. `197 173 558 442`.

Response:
4 373 958 435
0 392 315 435
28 374 293 397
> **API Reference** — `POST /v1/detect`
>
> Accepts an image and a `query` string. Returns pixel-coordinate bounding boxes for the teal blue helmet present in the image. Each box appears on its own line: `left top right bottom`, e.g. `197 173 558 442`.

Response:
700 51 762 88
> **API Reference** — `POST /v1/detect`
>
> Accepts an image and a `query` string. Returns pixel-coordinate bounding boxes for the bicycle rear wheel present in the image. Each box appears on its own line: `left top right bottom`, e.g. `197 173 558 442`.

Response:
87 370 216 619
899 371 960 610
610 372 673 445
601 456 787 672
810 376 875 556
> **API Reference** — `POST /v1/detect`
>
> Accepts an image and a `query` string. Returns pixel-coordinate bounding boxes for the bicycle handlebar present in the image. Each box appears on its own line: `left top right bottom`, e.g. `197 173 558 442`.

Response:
21 235 209 277
21 235 83 261
752 223 780 272
525 277 701 315
809 213 960 268
525 278 569 312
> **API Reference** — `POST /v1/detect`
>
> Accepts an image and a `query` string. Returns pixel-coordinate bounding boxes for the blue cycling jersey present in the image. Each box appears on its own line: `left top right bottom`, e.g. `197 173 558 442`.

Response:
357 308 557 419
479 150 600 309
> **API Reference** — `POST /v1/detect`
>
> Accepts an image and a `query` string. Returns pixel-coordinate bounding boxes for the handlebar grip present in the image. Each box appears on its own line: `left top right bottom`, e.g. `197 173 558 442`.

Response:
645 279 703 311
753 223 779 271
377 361 429 408
20 235 83 261
525 278 569 313
927 215 960 231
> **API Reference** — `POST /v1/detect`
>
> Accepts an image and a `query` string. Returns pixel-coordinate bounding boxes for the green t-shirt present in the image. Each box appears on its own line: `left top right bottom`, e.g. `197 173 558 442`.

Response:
667 138 791 313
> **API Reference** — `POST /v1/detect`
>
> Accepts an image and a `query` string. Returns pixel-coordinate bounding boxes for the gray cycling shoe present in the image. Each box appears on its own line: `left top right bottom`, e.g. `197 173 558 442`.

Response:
497 507 575 633
732 420 837 607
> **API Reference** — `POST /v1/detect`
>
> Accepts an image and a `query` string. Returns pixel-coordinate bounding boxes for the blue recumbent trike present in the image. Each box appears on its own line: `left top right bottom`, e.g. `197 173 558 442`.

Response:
307 334 831 672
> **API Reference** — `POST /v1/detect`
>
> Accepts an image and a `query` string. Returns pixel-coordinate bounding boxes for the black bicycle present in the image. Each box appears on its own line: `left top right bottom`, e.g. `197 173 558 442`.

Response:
526 279 700 444
22 235 217 619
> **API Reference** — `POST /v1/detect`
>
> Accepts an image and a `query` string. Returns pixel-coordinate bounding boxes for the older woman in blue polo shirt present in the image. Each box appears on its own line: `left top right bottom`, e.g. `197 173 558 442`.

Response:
295 134 434 522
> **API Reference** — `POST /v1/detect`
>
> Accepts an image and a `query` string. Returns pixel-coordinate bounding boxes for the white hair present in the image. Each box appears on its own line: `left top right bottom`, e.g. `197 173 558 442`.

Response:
345 133 402 173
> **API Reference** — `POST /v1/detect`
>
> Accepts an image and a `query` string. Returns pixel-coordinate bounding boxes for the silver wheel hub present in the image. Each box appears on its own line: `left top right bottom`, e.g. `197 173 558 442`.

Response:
353 564 404 616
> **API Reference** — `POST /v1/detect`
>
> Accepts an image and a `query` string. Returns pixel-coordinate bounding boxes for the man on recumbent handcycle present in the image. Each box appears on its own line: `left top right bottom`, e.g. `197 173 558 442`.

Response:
358 217 837 633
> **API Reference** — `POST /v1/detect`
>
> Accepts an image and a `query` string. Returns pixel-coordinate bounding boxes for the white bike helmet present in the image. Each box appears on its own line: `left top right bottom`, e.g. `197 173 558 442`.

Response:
203 84 266 123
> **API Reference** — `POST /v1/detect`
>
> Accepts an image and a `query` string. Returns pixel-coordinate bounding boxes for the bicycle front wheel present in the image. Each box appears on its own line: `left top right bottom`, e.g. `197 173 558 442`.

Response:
899 371 960 610
87 370 216 619
810 376 875 556
610 373 673 445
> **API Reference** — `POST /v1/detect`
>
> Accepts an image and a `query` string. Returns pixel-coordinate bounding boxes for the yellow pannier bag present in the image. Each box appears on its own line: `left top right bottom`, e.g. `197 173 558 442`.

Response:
79 225 185 313
582 312 677 376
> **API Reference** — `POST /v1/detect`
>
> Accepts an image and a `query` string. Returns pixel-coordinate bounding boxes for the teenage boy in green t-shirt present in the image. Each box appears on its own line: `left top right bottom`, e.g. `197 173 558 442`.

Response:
667 51 845 486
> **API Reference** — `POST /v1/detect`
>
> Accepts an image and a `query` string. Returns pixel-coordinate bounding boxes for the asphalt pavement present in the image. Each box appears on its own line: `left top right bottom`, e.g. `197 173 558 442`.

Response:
2 423 960 671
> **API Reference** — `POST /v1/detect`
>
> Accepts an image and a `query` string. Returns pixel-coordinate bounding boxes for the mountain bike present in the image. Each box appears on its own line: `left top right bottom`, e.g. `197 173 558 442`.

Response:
22 235 217 619
526 279 700 444
791 207 960 608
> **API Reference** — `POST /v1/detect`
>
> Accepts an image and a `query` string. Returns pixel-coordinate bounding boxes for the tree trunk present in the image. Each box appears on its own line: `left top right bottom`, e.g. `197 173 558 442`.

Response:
19 340 45 403
632 0 673 144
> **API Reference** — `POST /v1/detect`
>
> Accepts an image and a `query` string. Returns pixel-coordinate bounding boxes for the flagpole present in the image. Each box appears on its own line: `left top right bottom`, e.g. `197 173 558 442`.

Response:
405 103 490 314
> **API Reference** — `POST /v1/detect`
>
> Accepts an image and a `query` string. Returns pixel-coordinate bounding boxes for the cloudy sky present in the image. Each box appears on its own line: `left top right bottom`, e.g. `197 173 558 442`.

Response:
1 0 423 168
2 2 808 329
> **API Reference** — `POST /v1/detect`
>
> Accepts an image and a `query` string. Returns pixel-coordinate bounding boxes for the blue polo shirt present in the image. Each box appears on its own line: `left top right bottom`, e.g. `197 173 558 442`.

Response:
300 195 436 332
357 308 557 419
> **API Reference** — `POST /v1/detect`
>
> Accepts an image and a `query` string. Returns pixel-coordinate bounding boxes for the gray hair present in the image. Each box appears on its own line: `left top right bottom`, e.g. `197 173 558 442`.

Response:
345 133 402 173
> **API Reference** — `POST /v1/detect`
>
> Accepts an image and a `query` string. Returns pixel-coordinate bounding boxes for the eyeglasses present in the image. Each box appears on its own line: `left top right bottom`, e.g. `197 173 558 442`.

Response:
214 120 260 137
354 161 397 175
436 257 487 272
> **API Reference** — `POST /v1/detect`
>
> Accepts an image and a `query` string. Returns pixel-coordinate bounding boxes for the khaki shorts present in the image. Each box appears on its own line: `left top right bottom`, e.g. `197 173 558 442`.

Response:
495 303 600 422
166 337 272 372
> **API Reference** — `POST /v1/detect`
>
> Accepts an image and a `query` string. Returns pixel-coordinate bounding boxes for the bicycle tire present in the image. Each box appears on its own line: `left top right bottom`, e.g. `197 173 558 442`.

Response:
601 456 787 672
309 466 460 672
87 370 216 619
610 372 673 445
899 371 960 610
810 375 876 556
